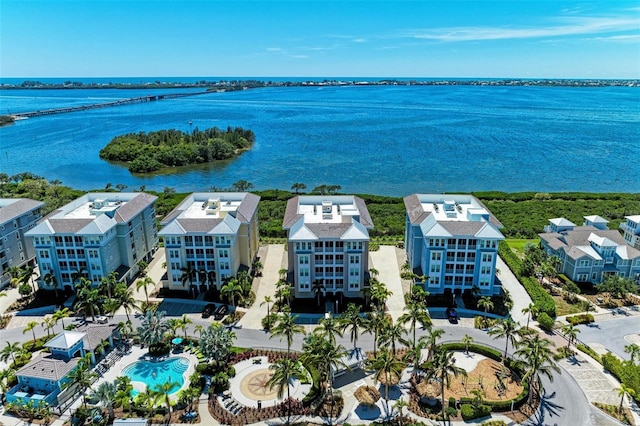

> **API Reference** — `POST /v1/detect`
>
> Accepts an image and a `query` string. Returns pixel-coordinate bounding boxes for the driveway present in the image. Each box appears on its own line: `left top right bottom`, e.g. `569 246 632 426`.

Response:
576 314 640 360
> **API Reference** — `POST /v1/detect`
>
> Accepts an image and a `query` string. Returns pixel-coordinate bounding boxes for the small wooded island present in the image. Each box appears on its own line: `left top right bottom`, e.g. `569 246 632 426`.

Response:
99 126 255 173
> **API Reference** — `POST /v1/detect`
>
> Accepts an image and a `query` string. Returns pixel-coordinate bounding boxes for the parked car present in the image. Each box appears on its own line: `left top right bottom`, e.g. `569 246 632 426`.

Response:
214 304 229 320
95 315 108 324
446 307 458 324
202 303 215 318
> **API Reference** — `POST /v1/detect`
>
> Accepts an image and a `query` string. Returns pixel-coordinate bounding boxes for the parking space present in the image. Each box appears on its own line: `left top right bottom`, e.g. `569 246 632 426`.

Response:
156 299 211 317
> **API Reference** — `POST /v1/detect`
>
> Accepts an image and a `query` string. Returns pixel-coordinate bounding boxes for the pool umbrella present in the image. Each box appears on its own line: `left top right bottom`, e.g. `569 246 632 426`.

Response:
172 337 183 345
354 385 381 407
377 371 400 386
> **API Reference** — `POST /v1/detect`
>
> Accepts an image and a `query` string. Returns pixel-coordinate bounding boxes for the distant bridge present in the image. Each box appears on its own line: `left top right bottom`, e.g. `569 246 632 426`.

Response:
11 90 209 118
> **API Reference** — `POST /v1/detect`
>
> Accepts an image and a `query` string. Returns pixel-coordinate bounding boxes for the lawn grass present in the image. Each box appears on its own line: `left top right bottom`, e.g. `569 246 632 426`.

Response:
505 239 539 257
553 295 589 317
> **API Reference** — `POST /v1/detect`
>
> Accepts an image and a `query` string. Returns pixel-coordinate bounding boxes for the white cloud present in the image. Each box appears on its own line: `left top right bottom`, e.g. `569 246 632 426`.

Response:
400 15 639 42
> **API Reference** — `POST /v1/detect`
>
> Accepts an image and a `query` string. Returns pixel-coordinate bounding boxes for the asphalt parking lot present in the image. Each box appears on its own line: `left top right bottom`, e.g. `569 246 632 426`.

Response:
576 314 640 360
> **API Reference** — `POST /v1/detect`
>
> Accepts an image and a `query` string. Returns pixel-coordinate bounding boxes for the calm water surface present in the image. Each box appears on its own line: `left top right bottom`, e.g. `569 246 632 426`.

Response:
0 85 638 195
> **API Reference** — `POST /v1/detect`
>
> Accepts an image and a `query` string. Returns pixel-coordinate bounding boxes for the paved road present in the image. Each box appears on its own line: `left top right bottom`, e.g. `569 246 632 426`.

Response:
576 314 640 360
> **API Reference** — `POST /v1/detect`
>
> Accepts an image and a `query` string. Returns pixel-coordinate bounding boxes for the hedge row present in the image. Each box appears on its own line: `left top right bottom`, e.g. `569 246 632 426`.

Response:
461 403 491 421
566 313 594 326
601 353 640 403
498 242 557 317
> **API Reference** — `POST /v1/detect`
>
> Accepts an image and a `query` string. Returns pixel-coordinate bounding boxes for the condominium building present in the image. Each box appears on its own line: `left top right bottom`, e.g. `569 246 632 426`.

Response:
26 193 158 292
404 194 505 295
0 198 44 287
282 195 374 299
539 216 640 284
159 192 260 291
620 215 640 250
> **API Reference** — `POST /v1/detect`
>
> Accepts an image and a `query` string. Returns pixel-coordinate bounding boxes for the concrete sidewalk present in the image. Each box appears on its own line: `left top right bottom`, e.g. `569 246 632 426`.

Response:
496 255 532 326
370 245 405 323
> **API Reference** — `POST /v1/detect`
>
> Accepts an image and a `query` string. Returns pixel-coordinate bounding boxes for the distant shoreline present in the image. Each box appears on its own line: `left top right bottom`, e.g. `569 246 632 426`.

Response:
1 78 638 90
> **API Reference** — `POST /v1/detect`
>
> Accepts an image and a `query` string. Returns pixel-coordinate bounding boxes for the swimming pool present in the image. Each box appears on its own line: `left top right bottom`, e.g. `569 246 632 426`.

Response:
122 356 190 394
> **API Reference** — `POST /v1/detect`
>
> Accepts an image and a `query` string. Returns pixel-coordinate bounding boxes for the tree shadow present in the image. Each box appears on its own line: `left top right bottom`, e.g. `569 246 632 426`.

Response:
566 355 582 366
522 390 565 426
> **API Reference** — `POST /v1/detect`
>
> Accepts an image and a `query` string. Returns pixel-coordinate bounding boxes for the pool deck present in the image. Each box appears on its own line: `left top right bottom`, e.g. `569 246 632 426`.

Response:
94 345 198 399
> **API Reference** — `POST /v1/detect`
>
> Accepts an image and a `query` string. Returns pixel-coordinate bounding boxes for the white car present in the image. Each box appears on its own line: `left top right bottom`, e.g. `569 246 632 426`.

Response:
95 316 108 324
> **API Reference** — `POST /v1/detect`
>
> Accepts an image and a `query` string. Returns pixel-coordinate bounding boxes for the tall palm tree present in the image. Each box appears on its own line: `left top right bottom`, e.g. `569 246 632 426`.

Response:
176 314 192 339
311 280 325 307
371 280 392 311
136 276 154 304
194 324 204 340
488 317 521 361
379 319 409 357
424 328 445 361
266 358 308 424
20 265 38 294
514 334 560 404
114 283 139 322
315 314 343 346
135 388 161 418
89 381 117 421
41 316 56 337
99 271 119 299
426 346 468 422
52 307 72 332
43 272 59 298
477 296 494 327
393 399 409 426
114 388 133 415
366 348 406 419
75 287 102 322
399 300 431 351
402 338 426 381
461 334 474 355
624 344 640 362
617 383 636 414
116 320 133 341
364 310 389 357
220 278 243 307
23 321 39 344
270 312 305 356
260 295 274 329
154 380 180 417
0 341 24 366
561 323 580 350
340 303 365 350
522 303 539 330
63 357 97 408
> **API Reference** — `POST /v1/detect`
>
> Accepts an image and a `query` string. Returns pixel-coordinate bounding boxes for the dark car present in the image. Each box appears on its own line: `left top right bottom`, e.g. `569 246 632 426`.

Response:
214 304 229 320
446 307 458 324
202 303 215 318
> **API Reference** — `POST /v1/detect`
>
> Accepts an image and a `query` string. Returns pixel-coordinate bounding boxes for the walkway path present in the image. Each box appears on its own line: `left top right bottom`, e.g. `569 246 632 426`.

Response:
370 245 404 323
496 255 531 325
238 245 284 330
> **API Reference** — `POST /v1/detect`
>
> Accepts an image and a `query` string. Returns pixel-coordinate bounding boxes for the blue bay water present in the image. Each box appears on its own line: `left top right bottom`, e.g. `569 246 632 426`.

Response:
0 85 638 196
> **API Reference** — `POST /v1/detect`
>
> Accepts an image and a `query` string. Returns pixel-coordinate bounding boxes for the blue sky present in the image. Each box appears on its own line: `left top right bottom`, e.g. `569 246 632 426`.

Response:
1 0 639 78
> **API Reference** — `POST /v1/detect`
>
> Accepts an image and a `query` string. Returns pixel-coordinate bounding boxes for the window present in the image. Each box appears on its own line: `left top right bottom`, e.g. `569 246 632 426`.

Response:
39 250 50 258
431 252 442 261
577 273 588 281
219 250 229 258
349 267 359 277
299 268 310 277
349 255 360 264
578 259 590 267
169 250 179 259
349 281 359 290
299 255 309 265
430 264 440 273
429 276 440 285
482 253 493 263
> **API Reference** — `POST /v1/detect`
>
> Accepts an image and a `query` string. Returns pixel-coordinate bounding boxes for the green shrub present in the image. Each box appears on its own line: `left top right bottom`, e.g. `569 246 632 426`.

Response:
537 312 555 331
460 404 491 421
601 353 640 402
566 313 594 325
576 343 601 363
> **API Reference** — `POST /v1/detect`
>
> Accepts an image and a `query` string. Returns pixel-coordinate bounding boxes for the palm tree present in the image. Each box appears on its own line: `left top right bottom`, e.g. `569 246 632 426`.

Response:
63 357 97 408
220 278 243 307
477 296 494 327
462 334 474 355
515 334 560 404
379 319 408 357
20 265 38 294
617 383 636 414
371 280 392 311
177 386 200 412
624 344 640 362
180 265 196 291
114 388 133 415
266 358 308 424
89 381 117 421
194 324 204 340
424 328 445 361
402 338 426 381
99 271 119 299
260 295 274 329
41 316 56 337
522 303 539 330
176 314 192 339
43 272 59 298
340 303 365 350
311 279 325 307
154 380 180 417
364 310 389 357
399 300 431 351
136 388 161 418
137 310 171 350
52 307 72 332
393 398 409 426
315 314 343 346
136 276 154 304
488 317 521 361
270 312 305 356
561 323 580 350
366 348 406 419
116 320 133 341
426 346 468 422
75 286 102 322
114 283 139 322
0 342 23 366
23 321 39 344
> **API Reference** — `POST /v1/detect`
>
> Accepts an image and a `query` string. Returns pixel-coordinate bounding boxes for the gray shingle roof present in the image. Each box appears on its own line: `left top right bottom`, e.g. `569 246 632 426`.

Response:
48 218 93 234
0 198 43 225
176 218 223 233
353 196 374 228
404 194 431 225
540 226 640 260
16 354 79 381
283 196 303 229
114 193 157 223
306 223 353 238
75 323 117 351
236 193 260 223
439 221 485 236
